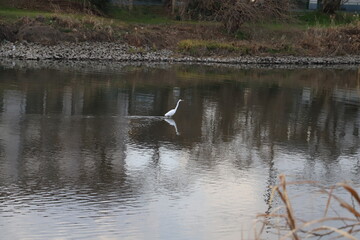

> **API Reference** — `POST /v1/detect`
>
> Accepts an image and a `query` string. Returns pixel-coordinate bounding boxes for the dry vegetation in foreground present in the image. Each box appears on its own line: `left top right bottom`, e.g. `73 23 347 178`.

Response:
256 175 360 240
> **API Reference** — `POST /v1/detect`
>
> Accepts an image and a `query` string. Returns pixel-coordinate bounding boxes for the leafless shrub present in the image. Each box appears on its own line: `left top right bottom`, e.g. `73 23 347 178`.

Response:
220 1 262 34
178 0 293 33
256 174 360 239
176 0 220 21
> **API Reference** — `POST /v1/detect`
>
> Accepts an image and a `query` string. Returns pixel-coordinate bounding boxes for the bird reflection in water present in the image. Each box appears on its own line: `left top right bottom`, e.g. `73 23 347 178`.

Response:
164 118 180 135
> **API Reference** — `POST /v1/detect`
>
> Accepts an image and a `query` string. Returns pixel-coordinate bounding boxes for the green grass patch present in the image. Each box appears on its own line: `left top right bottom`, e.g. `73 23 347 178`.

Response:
241 11 359 32
260 22 303 30
179 39 236 51
108 6 172 24
59 27 73 33
234 30 250 40
178 39 249 56
266 44 296 55
297 11 360 26
0 7 54 21
0 6 89 22
0 6 126 30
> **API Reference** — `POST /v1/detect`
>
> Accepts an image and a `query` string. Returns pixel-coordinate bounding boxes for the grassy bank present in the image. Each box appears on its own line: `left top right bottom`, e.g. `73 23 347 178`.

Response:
0 4 359 57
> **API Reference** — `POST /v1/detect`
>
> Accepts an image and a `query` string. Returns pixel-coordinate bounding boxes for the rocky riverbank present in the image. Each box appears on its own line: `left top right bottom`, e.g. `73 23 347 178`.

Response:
1 41 360 65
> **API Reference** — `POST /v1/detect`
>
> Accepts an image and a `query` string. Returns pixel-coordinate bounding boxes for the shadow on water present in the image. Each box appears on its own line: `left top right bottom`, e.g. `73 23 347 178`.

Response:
0 60 360 239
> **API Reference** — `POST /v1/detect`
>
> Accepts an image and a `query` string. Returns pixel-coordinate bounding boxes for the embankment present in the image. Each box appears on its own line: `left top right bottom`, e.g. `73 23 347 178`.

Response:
1 41 360 65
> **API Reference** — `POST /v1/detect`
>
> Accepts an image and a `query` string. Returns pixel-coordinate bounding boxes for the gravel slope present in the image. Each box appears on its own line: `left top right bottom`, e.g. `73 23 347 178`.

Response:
1 41 360 65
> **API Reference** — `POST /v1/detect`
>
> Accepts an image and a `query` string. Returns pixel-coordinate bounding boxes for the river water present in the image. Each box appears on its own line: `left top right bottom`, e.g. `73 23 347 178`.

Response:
0 61 360 239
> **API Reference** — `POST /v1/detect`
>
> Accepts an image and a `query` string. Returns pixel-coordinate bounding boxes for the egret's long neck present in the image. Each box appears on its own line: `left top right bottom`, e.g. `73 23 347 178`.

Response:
174 100 181 111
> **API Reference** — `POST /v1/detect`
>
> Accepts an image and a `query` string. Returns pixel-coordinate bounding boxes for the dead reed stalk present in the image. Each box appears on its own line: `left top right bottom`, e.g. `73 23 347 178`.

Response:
256 174 360 239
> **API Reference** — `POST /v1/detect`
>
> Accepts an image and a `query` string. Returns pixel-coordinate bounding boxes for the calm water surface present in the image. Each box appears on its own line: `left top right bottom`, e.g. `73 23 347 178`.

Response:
0 61 360 239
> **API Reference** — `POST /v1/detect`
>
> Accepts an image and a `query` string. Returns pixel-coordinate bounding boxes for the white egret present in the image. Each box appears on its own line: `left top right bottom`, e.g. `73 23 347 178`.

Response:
164 99 183 118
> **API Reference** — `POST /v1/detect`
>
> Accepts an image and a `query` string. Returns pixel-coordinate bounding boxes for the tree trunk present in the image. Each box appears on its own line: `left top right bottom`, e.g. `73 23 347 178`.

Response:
321 0 341 14
172 0 176 14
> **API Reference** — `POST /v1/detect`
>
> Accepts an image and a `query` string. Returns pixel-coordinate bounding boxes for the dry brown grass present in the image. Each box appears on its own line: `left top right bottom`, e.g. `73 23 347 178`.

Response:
256 175 360 240
300 23 360 56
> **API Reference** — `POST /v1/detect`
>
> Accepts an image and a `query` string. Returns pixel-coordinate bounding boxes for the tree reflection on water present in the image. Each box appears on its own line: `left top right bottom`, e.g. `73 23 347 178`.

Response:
0 63 359 184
